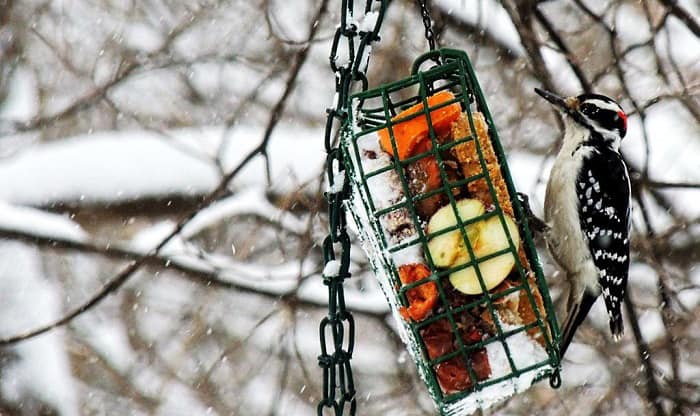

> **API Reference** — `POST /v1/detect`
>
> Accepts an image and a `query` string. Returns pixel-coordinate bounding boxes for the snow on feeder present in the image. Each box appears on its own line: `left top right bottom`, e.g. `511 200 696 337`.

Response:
342 49 561 415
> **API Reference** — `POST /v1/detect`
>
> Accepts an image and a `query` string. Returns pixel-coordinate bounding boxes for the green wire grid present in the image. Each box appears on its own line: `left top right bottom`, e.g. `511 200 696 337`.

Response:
341 49 561 414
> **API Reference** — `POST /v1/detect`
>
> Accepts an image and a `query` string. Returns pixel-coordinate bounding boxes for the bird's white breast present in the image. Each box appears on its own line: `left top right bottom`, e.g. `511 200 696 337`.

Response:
544 124 600 292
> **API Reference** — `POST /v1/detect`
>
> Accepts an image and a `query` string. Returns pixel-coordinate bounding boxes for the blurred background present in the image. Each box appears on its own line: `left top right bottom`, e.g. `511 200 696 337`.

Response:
0 0 698 415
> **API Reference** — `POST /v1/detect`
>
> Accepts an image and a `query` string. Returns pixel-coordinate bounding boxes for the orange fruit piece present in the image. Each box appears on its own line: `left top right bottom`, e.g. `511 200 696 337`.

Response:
378 91 461 160
398 263 438 321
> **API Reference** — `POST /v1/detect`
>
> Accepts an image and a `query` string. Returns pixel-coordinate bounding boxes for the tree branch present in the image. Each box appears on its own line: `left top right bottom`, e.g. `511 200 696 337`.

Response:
0 0 330 346
533 6 592 93
0 224 386 325
623 291 666 416
658 0 700 38
432 3 521 62
500 0 557 93
645 180 700 189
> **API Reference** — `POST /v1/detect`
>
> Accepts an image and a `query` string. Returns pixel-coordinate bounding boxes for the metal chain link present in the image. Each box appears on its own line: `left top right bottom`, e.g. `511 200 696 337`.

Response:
318 1 386 415
416 0 437 53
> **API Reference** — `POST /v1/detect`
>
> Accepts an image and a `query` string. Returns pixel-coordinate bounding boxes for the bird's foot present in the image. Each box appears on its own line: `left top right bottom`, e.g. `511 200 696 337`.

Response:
516 192 550 235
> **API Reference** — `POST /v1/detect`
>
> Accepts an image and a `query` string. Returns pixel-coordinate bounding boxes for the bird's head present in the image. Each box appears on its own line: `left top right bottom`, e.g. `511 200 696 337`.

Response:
535 88 628 144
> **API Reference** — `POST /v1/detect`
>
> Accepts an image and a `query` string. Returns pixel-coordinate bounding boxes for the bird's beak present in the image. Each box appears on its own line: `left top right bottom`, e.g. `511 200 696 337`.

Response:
534 88 578 113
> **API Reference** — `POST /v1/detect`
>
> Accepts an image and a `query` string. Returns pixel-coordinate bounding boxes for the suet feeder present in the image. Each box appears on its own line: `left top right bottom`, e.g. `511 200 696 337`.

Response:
342 48 561 415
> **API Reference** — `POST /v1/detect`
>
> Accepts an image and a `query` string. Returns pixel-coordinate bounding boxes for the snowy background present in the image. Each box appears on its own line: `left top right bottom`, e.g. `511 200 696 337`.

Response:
0 0 698 415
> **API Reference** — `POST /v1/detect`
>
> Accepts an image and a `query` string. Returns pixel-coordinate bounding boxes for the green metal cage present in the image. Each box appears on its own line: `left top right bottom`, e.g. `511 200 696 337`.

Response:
341 49 561 415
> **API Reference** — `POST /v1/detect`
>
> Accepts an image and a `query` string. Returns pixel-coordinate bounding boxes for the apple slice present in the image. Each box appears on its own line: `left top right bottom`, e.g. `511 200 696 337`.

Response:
426 199 485 267
449 215 520 295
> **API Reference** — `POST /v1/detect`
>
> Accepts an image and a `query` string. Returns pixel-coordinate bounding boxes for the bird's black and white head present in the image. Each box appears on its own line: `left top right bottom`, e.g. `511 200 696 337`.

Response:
535 88 628 150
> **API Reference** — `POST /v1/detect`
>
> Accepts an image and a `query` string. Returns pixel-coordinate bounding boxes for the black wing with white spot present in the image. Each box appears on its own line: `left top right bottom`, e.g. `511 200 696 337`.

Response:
576 147 631 338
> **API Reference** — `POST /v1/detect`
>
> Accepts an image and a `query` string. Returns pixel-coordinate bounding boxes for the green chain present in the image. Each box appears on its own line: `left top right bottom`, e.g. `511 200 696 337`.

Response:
318 1 387 415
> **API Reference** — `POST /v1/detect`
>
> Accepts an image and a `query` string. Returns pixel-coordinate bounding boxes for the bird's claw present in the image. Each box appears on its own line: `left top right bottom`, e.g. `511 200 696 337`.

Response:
516 192 550 235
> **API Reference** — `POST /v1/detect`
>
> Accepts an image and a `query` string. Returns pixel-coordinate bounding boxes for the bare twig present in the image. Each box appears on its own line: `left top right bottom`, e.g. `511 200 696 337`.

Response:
623 291 666 416
0 0 331 347
645 180 700 189
633 188 687 415
501 1 557 93
533 6 592 93
658 0 700 38
432 3 521 62
0 223 388 318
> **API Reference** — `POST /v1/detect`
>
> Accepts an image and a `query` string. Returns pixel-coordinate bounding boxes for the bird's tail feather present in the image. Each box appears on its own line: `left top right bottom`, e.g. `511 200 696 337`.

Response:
609 312 624 342
560 292 598 358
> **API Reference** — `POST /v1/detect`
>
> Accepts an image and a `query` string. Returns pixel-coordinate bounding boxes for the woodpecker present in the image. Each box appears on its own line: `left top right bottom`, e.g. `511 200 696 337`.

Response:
535 88 631 357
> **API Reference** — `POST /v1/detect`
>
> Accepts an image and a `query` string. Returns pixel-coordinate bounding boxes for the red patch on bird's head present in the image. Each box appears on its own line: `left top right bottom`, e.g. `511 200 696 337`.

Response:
618 110 627 130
